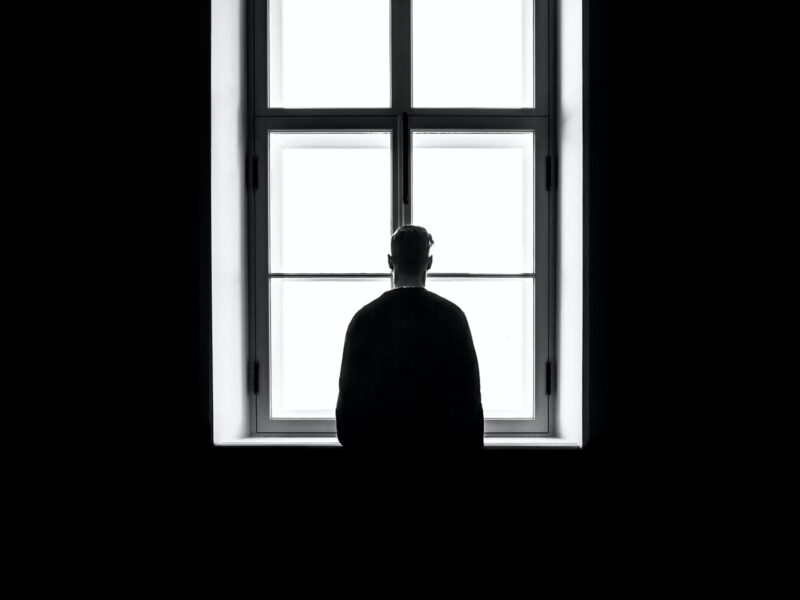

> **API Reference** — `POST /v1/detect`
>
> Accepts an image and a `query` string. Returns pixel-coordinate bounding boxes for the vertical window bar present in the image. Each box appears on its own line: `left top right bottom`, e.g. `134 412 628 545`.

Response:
393 0 412 228
391 0 412 110
393 115 402 232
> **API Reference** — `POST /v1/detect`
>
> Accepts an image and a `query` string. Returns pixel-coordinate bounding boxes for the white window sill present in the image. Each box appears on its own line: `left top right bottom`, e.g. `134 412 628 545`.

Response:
215 436 581 448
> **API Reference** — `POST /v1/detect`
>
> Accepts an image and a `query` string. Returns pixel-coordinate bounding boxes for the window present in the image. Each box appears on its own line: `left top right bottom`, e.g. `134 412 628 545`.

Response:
248 0 554 436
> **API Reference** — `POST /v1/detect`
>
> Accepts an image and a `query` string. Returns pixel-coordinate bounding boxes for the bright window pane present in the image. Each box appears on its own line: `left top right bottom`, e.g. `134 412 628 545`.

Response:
270 278 390 418
269 132 392 273
412 0 534 107
412 132 534 273
269 0 391 107
427 278 534 419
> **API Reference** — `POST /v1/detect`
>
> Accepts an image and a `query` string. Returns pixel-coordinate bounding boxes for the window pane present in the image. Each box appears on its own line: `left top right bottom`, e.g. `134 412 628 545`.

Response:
412 132 534 273
268 0 391 107
270 278 390 418
269 132 392 273
412 0 534 107
427 278 534 419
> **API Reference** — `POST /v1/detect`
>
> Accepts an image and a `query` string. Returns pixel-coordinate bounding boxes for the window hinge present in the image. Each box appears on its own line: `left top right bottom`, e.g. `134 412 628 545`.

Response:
252 360 260 395
546 155 553 191
545 360 552 396
402 112 410 205
248 155 259 190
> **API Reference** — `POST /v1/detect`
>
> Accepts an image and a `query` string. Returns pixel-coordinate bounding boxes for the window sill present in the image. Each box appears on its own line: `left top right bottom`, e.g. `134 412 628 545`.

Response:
215 436 581 448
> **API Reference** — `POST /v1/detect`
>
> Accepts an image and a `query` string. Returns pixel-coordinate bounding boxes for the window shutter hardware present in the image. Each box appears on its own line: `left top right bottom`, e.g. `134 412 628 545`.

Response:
252 360 260 395
402 112 410 205
251 155 259 190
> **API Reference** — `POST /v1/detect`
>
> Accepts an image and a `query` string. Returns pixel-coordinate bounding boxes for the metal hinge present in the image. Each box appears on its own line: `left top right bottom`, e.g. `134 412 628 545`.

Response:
545 360 552 396
401 112 410 205
546 155 553 191
248 155 259 190
252 360 260 395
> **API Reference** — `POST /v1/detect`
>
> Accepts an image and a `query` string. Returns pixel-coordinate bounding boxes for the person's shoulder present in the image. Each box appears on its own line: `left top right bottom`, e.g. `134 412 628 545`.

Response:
359 290 393 314
348 291 392 326
422 289 468 320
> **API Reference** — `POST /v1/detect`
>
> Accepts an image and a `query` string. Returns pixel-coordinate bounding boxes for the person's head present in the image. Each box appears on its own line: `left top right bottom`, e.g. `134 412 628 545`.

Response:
388 225 434 276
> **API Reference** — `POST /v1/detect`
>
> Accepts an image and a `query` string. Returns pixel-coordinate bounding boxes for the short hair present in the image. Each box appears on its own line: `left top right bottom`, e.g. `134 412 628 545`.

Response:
390 225 434 271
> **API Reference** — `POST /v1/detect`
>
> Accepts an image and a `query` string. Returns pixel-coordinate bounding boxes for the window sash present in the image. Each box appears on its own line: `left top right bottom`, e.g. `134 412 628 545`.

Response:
253 118 549 435
248 0 553 436
252 0 550 116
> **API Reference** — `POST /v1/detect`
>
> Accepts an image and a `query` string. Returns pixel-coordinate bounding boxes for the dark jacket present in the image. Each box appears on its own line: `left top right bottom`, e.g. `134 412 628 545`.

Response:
336 287 484 450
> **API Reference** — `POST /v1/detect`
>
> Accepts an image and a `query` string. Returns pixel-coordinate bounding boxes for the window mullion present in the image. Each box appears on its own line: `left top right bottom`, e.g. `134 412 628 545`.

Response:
393 114 404 230
392 0 412 229
391 0 412 111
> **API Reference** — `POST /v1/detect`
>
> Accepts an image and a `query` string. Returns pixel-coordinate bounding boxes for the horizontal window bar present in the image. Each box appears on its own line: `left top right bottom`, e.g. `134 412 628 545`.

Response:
267 273 535 278
268 273 390 278
257 109 549 118
430 273 535 278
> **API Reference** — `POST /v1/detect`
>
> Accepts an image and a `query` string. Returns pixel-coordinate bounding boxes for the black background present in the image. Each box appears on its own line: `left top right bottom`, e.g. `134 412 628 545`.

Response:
5 0 760 564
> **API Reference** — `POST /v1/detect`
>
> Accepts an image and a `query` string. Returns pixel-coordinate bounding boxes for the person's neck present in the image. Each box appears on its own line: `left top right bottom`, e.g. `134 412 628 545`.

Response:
392 272 426 289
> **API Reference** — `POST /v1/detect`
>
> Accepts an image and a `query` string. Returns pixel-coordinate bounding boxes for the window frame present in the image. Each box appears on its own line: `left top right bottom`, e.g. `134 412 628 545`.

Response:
247 0 556 437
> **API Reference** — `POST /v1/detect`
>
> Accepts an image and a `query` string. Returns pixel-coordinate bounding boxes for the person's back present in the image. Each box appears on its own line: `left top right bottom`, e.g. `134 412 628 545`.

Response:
336 226 484 451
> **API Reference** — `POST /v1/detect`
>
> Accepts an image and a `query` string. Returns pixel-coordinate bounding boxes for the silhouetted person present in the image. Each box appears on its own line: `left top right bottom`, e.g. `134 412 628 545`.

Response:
336 225 484 451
